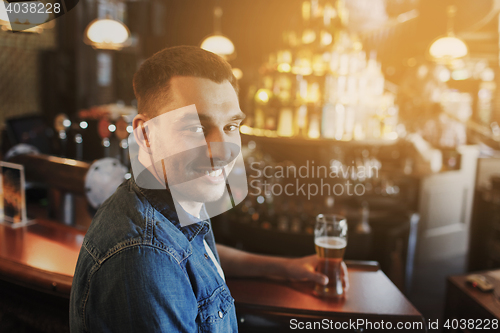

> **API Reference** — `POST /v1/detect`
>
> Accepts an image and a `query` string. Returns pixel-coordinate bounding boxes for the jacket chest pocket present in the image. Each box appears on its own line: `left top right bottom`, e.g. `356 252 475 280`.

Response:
197 285 236 333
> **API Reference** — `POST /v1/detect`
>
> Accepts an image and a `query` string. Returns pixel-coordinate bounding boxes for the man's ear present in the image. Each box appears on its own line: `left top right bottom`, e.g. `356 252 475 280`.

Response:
132 113 152 153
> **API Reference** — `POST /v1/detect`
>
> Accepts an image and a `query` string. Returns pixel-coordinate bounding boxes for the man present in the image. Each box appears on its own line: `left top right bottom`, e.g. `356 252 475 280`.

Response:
70 46 348 332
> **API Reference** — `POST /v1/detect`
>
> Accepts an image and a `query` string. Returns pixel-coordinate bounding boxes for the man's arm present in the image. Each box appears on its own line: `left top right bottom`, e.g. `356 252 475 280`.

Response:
83 246 198 333
217 244 348 289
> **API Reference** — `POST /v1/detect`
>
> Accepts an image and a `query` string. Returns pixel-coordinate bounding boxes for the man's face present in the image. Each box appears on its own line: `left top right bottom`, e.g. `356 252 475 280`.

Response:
147 76 245 203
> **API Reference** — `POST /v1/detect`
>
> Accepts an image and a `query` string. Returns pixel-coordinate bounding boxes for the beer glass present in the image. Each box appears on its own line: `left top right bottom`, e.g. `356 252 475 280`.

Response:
314 214 347 298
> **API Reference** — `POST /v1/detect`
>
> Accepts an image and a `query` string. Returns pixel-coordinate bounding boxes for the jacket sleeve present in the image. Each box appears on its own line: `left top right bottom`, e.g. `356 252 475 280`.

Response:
83 245 198 333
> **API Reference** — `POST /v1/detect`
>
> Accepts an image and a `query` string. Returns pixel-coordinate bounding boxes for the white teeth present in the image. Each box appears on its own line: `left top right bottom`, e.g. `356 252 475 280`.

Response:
205 169 223 177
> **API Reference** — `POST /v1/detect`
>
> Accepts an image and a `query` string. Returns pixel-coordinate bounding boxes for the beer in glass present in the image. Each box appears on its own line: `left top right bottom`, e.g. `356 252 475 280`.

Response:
314 214 347 298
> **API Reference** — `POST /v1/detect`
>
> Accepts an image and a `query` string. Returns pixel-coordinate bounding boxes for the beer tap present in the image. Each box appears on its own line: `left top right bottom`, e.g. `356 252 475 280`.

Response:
115 117 130 167
75 133 83 161
73 119 90 161
54 114 71 157
356 201 372 234
54 114 75 225
98 117 112 158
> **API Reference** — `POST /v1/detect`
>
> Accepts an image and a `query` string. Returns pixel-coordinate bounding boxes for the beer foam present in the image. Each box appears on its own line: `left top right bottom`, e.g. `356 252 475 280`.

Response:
315 236 347 249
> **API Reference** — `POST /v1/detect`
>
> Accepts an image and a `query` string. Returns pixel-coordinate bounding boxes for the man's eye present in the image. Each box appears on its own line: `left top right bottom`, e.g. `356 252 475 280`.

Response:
226 124 239 132
188 126 204 133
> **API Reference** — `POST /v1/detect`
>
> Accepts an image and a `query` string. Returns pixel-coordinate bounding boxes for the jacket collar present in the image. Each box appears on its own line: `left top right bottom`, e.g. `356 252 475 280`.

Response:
132 169 209 242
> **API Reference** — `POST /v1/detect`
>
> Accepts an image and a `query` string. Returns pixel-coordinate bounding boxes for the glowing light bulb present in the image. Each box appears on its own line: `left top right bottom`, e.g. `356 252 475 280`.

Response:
429 36 468 60
200 35 235 58
255 89 271 104
84 18 130 50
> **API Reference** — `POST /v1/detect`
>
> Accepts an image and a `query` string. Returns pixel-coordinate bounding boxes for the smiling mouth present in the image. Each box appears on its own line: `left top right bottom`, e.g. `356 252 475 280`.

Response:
194 166 227 179
204 169 223 177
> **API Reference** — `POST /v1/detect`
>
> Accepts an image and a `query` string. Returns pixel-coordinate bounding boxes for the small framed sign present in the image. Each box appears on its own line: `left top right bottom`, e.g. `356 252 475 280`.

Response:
0 161 28 227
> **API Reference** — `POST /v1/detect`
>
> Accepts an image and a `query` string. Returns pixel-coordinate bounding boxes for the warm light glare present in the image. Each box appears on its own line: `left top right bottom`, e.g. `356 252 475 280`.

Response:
308 126 320 139
255 89 271 103
292 58 313 76
302 1 311 21
451 69 470 81
320 31 333 46
200 34 235 57
232 68 243 80
239 125 252 135
397 9 419 23
85 18 130 50
481 68 495 81
302 29 316 44
438 68 451 82
277 108 294 137
278 50 292 64
429 36 468 60
277 63 291 73
385 132 399 140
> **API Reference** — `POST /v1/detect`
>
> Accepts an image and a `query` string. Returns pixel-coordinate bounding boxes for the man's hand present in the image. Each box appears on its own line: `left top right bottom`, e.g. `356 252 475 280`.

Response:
282 255 349 290
217 244 349 290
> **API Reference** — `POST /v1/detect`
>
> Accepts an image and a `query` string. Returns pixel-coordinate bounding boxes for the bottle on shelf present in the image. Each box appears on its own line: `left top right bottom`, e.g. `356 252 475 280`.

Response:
356 201 372 234
246 0 399 143
277 201 290 233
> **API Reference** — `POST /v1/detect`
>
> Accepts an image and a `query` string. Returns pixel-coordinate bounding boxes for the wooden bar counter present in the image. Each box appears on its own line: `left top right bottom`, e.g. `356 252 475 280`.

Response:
228 264 426 332
0 219 84 332
0 219 84 298
0 219 425 332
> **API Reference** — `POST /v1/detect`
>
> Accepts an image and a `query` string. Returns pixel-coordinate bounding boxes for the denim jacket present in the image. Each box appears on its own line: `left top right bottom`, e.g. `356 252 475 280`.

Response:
69 173 238 332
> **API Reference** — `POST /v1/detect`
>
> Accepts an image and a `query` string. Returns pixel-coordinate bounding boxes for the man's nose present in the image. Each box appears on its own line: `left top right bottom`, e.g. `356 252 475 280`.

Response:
205 130 236 164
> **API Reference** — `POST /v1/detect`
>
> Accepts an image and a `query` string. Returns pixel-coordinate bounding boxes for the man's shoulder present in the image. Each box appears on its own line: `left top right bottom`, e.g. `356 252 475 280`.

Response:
82 179 189 263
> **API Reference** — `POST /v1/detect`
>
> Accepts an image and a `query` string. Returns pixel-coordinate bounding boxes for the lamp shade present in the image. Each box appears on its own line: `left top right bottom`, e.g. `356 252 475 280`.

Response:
84 18 130 50
200 34 235 58
429 36 468 60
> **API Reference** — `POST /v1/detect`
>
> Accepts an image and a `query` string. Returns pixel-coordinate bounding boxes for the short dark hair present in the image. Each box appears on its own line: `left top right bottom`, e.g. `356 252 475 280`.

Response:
133 46 239 117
